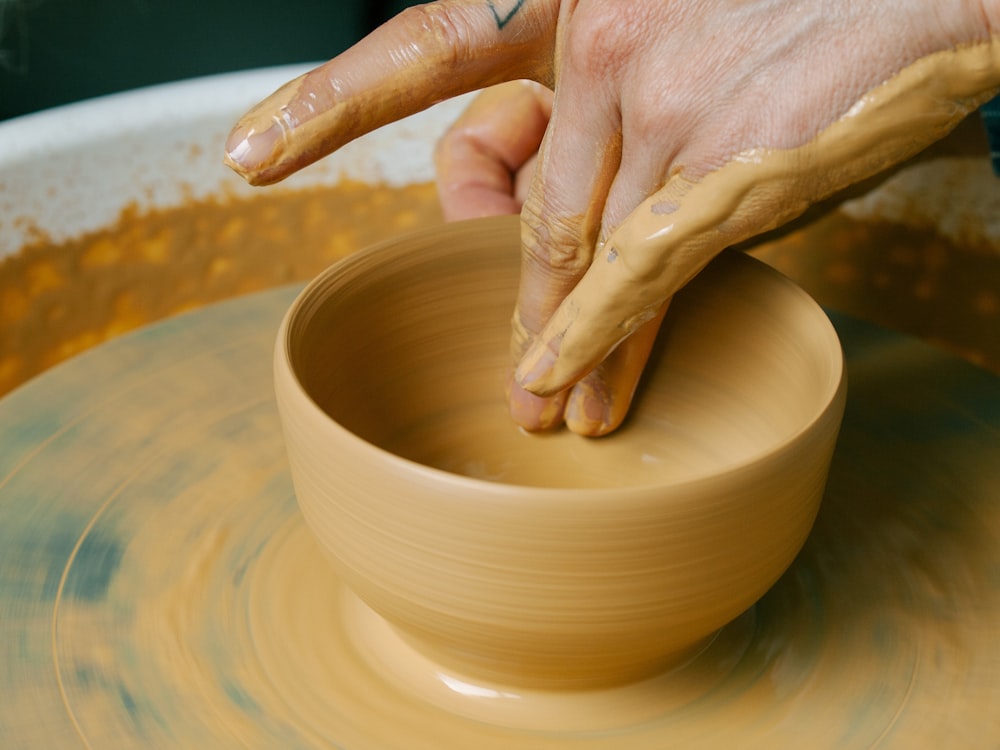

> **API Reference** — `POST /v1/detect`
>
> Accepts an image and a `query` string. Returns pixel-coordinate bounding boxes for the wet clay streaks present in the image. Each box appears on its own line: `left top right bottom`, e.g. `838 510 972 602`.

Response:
0 181 442 396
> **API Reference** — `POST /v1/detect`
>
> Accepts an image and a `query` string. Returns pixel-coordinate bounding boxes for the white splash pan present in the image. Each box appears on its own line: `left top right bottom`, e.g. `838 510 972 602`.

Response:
0 65 471 260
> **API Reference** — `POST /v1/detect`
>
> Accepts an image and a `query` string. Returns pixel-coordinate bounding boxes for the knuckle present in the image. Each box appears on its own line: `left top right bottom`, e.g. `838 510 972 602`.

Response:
616 243 664 288
519 200 593 278
626 103 676 145
563 3 643 80
396 3 474 70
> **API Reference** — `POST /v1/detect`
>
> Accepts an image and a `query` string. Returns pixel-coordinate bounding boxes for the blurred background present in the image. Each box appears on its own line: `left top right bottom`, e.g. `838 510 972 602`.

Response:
0 0 417 120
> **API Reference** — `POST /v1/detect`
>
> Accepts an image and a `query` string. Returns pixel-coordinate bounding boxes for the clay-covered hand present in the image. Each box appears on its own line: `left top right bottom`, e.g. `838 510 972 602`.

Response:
225 0 1000 436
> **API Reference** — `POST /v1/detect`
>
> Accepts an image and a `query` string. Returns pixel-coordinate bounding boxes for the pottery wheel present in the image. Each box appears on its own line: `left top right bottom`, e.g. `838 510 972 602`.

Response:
1 285 998 749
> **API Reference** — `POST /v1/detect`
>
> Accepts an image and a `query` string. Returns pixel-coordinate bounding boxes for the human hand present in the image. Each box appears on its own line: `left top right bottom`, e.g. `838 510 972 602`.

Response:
434 80 551 222
226 0 1000 435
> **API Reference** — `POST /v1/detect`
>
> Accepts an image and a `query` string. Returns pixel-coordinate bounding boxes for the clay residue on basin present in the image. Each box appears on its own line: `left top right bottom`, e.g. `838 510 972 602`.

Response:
0 181 442 396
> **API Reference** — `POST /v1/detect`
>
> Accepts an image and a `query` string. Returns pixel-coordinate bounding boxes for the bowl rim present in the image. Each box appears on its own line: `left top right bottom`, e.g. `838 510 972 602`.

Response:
275 215 847 498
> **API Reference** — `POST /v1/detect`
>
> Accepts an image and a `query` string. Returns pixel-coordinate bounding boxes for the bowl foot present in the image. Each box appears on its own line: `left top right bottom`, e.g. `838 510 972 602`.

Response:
337 580 758 732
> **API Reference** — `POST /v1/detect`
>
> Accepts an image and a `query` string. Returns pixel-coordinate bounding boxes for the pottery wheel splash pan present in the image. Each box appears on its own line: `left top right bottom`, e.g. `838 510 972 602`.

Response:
1 283 998 748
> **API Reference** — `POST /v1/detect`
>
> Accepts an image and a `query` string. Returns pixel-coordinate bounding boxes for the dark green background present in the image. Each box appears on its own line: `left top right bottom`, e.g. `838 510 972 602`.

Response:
0 0 417 120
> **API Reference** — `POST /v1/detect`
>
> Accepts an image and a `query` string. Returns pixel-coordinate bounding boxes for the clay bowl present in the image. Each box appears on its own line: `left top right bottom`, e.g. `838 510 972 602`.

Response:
274 214 846 691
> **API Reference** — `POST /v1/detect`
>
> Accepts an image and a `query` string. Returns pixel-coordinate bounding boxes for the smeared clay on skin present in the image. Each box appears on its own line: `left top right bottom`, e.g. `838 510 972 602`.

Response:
511 123 630 431
224 4 557 186
518 37 1000 396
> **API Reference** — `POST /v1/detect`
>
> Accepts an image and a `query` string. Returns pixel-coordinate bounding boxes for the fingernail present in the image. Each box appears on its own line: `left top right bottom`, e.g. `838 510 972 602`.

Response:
565 376 620 436
565 390 609 436
223 118 283 180
223 78 305 183
507 380 566 432
514 341 558 395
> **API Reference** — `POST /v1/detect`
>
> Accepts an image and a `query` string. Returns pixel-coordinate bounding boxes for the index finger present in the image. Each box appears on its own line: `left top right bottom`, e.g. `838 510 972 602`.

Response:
225 0 556 186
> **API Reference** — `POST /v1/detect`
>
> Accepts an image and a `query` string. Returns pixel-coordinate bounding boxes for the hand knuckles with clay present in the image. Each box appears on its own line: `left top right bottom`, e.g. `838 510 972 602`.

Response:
519 200 593 277
226 0 1000 436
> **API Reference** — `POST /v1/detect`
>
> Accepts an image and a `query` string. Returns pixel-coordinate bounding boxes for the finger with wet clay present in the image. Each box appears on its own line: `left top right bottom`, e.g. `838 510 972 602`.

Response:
435 80 553 221
225 0 558 186
563 306 667 436
507 66 623 431
513 195 730 399
559 106 683 436
508 0 688 435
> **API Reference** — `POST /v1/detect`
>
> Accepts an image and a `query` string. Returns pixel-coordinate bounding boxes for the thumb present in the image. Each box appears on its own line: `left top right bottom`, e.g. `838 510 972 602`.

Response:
225 0 557 186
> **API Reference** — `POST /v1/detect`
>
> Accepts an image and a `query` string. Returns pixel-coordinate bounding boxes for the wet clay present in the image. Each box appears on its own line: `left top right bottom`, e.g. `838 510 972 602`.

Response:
276 216 846 688
2 284 998 748
0 181 441 396
522 38 1000 392
749 208 1000 374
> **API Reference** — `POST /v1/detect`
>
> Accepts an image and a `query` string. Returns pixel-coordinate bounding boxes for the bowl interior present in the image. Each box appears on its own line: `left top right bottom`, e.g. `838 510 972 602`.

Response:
285 216 842 489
